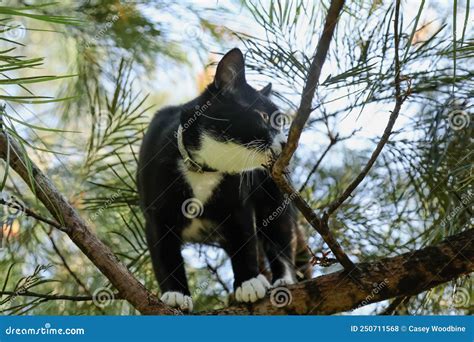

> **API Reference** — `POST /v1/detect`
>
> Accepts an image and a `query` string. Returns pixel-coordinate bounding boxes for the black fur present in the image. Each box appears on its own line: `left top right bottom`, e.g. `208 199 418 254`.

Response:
137 48 306 300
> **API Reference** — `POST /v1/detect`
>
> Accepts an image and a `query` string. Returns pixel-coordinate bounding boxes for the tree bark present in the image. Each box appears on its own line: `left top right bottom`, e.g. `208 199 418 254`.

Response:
1 130 472 315
0 1 469 316
0 131 177 315
202 229 474 315
270 0 356 270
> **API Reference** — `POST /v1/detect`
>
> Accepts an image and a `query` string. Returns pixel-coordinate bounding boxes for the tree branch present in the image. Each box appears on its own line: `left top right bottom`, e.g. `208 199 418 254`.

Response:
298 134 338 193
201 229 474 315
270 0 355 270
45 226 91 295
272 0 346 169
324 0 407 217
0 198 63 230
0 130 178 315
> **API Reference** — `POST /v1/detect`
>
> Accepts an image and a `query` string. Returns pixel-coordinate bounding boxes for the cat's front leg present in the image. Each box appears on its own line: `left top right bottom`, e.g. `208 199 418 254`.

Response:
160 291 193 312
235 274 271 303
223 222 271 303
146 219 193 311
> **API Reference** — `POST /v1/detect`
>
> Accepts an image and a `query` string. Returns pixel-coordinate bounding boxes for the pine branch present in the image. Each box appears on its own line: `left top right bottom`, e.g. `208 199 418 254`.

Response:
45 227 91 295
0 290 121 302
324 0 408 216
0 129 178 315
201 229 474 315
270 0 355 270
0 198 63 230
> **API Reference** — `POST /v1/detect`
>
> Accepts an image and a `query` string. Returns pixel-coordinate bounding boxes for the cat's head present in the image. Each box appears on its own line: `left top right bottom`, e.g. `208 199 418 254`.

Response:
180 48 287 174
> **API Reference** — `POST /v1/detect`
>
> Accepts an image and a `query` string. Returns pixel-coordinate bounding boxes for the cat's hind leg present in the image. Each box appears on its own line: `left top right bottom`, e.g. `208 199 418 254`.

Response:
258 215 298 287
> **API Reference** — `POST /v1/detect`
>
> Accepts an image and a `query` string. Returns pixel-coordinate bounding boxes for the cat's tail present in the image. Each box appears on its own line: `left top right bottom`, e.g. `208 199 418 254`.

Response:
294 226 312 280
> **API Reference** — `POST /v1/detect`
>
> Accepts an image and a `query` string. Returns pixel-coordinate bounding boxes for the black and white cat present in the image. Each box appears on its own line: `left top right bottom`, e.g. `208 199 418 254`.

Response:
138 48 308 311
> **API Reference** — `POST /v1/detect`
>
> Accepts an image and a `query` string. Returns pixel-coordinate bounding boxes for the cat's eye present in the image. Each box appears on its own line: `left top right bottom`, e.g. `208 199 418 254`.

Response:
256 110 269 123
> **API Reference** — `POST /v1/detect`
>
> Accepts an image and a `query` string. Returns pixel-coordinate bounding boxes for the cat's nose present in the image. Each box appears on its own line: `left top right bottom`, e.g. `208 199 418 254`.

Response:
280 141 286 149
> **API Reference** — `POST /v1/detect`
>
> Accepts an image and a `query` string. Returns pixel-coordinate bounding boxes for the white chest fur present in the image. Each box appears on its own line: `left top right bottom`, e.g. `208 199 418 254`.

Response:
179 161 223 242
179 161 223 204
195 134 268 174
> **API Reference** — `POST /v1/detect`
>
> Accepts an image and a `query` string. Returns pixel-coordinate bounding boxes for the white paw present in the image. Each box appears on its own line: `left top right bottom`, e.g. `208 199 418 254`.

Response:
273 276 296 287
235 274 271 303
160 291 193 311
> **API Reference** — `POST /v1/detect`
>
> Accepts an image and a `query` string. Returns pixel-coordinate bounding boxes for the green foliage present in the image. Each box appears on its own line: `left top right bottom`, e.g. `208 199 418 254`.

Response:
0 0 472 315
240 0 473 314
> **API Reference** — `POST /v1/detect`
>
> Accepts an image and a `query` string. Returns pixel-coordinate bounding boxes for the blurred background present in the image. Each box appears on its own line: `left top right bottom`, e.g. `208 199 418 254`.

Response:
0 0 472 315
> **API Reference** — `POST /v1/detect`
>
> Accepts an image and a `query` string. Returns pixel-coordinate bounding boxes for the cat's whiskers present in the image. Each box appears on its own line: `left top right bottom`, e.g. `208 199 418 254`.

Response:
221 140 266 171
244 146 261 172
243 141 268 177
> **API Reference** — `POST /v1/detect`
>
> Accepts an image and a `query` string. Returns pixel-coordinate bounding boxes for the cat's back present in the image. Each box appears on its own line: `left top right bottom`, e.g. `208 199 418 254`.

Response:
137 106 182 209
140 106 180 154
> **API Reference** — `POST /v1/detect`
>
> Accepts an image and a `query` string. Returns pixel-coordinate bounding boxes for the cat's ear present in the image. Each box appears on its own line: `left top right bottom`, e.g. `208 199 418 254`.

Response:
214 48 246 91
259 83 272 96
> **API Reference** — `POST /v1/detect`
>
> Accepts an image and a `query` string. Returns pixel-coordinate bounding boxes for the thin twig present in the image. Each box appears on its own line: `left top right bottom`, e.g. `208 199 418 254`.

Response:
0 290 122 302
324 0 408 217
271 0 355 270
307 246 338 267
45 227 91 295
299 130 358 192
206 262 231 294
299 135 338 193
0 199 64 230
